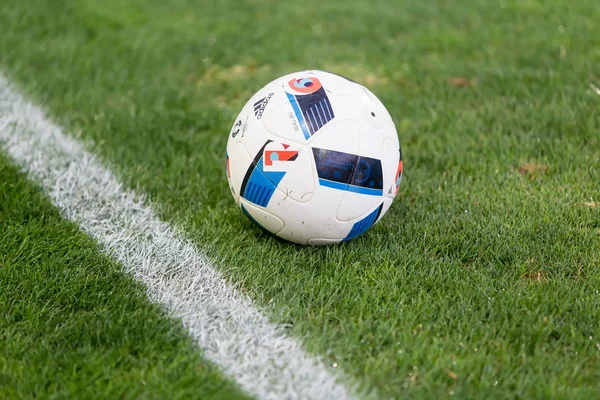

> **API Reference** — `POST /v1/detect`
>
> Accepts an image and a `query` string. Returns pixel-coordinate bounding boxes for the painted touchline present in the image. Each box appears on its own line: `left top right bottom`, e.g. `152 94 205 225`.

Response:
0 73 356 400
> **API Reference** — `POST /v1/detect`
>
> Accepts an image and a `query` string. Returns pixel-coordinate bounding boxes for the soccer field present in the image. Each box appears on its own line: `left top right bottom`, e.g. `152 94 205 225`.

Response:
1 0 600 399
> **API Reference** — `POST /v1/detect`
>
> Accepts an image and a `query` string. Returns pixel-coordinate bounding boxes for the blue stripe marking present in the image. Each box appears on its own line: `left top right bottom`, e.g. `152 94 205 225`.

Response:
346 185 383 196
318 102 328 124
245 183 272 207
310 108 320 130
306 110 316 134
318 179 348 192
318 178 383 196
314 105 324 126
286 92 311 140
319 110 325 125
343 204 382 241
259 186 269 205
323 99 333 120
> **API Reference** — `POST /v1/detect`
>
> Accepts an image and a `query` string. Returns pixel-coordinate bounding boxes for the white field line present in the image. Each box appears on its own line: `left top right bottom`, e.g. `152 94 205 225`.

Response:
0 74 355 400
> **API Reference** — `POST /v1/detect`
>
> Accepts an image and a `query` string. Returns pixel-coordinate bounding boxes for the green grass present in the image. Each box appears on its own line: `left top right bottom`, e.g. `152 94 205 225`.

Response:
0 156 248 399
2 0 600 398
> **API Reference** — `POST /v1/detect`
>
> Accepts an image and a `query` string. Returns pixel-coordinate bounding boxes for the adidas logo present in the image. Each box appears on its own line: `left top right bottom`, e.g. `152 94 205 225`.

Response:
253 92 274 119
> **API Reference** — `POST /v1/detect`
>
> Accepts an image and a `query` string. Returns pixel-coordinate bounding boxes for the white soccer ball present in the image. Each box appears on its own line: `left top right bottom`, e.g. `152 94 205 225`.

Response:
226 70 403 245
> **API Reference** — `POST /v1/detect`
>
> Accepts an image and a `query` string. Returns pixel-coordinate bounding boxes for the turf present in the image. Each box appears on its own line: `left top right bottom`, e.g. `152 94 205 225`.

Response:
2 0 600 398
0 156 249 399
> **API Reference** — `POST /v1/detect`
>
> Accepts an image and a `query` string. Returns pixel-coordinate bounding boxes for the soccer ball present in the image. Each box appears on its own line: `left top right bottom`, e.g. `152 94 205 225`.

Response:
226 70 402 245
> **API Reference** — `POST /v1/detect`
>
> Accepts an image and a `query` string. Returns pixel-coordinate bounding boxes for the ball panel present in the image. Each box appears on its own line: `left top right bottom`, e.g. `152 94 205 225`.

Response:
273 144 315 203
240 200 285 234
236 141 284 208
237 139 314 204
342 202 384 242
263 71 340 143
263 101 311 144
308 119 360 153
336 191 384 222
273 184 348 244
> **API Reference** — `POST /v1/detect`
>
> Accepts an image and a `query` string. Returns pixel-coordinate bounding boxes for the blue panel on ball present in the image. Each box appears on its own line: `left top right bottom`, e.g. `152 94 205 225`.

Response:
313 148 383 196
242 155 285 208
297 88 335 135
343 203 383 241
286 88 335 139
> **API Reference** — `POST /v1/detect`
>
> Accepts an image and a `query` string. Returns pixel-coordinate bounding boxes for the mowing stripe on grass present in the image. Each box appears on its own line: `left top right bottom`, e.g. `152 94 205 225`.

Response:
0 73 354 400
